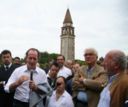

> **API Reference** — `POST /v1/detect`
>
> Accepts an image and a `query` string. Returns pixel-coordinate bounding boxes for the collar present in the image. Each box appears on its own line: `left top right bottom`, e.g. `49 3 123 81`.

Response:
47 74 50 78
109 73 119 83
86 66 94 72
4 63 12 68
60 65 64 69
54 90 66 97
24 65 38 74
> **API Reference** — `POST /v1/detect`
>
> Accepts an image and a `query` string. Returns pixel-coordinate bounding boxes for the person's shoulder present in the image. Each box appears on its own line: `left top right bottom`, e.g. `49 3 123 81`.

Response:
95 64 105 71
63 66 71 71
0 65 4 70
80 65 88 70
36 66 44 71
95 64 103 68
14 65 27 71
9 64 20 71
64 90 72 98
36 66 46 74
10 65 27 75
116 73 128 89
120 72 128 82
64 90 71 96
12 63 21 68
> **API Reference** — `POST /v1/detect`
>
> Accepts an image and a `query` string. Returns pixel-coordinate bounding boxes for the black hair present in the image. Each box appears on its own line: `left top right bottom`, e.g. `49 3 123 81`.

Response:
54 76 67 90
50 62 60 69
57 54 65 61
1 50 12 57
14 57 20 60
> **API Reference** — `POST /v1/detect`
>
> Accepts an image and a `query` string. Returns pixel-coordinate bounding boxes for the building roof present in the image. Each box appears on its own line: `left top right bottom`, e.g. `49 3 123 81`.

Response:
63 8 73 24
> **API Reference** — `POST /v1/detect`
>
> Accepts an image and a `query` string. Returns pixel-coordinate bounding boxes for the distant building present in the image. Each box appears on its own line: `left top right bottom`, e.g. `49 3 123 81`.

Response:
60 8 75 60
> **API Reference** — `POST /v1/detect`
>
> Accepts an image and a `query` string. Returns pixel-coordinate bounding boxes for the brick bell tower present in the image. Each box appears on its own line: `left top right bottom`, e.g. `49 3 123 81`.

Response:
60 8 75 60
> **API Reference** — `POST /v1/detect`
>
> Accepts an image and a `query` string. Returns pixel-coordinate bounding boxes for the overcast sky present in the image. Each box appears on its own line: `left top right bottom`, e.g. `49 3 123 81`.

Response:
0 0 127 60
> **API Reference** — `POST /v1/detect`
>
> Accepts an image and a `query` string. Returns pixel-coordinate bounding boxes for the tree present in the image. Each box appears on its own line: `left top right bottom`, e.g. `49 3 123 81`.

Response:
39 52 59 68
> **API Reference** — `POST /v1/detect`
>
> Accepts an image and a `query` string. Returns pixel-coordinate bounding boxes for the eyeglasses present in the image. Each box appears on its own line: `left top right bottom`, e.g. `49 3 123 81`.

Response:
57 59 64 60
84 53 95 57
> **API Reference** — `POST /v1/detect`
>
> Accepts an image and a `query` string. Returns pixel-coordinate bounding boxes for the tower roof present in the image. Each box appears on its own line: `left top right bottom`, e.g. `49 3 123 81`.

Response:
63 8 73 24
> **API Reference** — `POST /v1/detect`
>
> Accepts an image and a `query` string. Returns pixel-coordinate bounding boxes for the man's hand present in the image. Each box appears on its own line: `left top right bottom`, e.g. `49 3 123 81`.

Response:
74 80 80 85
9 75 29 92
78 73 86 84
16 75 29 86
79 76 85 84
29 80 37 91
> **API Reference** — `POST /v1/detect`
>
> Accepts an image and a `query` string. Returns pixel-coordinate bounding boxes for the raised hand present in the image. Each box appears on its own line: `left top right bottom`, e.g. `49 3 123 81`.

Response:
16 75 29 86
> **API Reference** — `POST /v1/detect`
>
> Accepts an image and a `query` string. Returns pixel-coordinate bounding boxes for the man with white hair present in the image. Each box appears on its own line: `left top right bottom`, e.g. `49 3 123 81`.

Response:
72 48 108 107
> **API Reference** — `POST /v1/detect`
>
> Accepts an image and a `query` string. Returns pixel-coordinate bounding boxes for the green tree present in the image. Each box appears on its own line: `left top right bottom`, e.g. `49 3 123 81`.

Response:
39 52 59 64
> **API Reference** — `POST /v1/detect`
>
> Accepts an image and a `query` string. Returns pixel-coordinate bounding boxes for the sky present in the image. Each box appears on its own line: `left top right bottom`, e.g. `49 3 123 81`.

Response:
0 0 127 60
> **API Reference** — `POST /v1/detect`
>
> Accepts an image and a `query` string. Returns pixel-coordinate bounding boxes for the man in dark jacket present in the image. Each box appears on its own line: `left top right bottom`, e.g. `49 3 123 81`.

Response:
0 50 20 107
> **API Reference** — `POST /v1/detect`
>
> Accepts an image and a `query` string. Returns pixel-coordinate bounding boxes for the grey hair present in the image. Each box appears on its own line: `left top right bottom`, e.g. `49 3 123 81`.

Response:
84 48 98 57
112 50 127 71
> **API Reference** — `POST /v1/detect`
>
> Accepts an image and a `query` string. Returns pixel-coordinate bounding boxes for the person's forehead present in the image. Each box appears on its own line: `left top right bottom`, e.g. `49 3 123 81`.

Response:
51 65 58 69
2 53 11 57
57 56 63 59
28 50 38 55
85 49 95 54
57 77 64 82
2 53 11 55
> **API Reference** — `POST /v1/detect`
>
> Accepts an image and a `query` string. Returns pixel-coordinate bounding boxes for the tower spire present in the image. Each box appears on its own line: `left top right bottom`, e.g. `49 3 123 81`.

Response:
63 8 73 24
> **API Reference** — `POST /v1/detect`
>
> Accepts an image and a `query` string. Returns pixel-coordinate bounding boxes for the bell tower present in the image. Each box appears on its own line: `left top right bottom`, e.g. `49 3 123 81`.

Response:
60 8 75 60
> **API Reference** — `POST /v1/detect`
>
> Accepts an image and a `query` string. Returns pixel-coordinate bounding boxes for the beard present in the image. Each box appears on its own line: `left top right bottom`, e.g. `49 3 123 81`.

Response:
58 63 63 68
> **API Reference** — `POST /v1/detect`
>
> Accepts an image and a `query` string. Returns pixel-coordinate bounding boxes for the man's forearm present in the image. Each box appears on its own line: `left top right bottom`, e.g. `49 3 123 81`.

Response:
9 81 19 92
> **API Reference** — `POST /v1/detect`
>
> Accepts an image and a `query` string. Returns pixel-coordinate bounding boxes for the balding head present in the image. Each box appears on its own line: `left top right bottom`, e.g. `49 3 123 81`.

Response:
104 50 127 75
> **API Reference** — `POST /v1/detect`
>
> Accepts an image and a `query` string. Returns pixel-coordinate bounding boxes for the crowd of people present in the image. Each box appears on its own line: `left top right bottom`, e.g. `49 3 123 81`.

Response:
0 48 128 107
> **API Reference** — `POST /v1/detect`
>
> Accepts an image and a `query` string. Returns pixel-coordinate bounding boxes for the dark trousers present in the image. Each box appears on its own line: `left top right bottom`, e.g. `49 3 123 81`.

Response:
0 93 14 107
73 97 88 107
124 103 128 107
66 79 73 95
13 99 29 107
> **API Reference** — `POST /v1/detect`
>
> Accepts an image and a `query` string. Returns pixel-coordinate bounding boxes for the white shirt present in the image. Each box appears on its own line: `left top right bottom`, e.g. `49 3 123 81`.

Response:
57 66 72 79
98 74 118 107
48 90 74 107
4 63 12 68
5 65 47 102
97 84 111 107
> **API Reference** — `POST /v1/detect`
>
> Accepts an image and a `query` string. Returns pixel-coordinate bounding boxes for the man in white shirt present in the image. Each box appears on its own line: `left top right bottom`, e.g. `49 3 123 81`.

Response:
5 48 50 107
56 55 72 79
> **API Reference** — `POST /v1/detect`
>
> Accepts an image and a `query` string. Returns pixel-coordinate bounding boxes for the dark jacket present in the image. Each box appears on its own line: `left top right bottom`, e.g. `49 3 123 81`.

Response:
0 64 20 107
